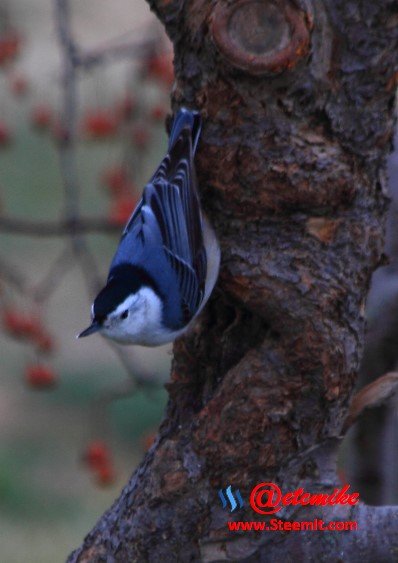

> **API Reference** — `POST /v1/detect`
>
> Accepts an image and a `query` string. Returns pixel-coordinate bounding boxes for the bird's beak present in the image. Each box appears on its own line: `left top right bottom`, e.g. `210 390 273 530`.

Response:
77 321 102 338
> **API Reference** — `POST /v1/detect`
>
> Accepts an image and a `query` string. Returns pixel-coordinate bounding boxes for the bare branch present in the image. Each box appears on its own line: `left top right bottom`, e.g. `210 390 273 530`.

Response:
0 216 120 236
31 246 74 302
79 37 154 69
0 255 28 294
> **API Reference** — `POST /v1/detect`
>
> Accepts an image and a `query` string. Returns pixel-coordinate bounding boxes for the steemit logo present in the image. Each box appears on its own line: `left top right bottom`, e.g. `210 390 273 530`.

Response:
218 485 244 512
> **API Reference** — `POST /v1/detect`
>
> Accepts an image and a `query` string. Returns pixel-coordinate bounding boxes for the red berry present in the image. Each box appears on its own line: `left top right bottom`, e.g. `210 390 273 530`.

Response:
0 32 21 67
3 310 22 334
84 441 110 469
82 110 118 139
109 196 137 226
150 105 167 122
2 309 40 339
25 364 57 388
2 308 55 352
31 105 52 130
131 123 150 149
9 73 28 96
102 166 133 197
95 464 116 487
144 52 174 88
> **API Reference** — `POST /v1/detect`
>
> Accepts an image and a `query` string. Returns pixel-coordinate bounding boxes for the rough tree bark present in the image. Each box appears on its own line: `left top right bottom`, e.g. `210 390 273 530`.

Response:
70 1 398 561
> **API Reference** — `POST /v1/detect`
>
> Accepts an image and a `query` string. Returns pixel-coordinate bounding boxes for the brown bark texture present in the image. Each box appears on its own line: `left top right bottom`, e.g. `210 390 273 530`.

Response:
69 1 398 561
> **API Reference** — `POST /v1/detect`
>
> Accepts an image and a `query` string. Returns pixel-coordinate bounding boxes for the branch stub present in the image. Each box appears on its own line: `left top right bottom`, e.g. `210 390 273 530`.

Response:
210 0 311 75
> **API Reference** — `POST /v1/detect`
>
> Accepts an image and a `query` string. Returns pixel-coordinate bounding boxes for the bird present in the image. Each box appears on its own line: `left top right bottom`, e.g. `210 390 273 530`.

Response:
78 107 220 346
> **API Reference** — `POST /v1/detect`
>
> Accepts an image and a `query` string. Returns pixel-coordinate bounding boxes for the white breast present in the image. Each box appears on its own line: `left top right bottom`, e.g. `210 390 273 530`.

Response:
200 216 221 312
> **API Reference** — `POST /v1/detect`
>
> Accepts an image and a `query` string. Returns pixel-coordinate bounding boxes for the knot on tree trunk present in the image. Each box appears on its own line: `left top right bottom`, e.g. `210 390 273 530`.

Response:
210 0 312 75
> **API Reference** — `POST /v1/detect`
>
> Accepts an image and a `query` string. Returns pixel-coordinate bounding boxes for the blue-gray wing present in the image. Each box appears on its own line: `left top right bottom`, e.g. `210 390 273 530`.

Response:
110 124 207 320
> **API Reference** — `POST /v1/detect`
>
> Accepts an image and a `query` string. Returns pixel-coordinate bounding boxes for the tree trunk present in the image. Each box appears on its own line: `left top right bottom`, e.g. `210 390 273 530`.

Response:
69 1 398 561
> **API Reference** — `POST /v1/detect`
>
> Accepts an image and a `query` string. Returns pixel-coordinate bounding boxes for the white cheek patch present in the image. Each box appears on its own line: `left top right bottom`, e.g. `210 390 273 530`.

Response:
104 287 166 345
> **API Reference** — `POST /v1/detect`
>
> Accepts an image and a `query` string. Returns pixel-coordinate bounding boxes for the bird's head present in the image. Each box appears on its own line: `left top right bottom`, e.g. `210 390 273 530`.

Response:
77 265 164 345
78 276 137 341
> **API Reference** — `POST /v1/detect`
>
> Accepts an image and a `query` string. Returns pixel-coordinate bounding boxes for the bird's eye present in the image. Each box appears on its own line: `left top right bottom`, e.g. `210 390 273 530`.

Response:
120 310 128 320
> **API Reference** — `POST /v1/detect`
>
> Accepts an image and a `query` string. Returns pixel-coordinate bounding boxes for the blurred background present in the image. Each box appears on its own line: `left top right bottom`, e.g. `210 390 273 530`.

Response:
0 1 173 561
0 1 397 562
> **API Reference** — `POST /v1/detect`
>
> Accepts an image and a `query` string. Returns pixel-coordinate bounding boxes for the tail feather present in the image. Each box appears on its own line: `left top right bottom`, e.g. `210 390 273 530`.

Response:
168 108 201 154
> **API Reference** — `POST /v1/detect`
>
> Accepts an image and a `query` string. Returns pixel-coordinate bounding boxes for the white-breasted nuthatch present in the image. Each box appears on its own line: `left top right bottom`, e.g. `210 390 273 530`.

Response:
78 108 220 346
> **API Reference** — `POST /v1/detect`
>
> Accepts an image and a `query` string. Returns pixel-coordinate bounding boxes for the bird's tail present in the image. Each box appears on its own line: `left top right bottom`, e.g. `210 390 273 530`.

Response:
168 108 202 154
